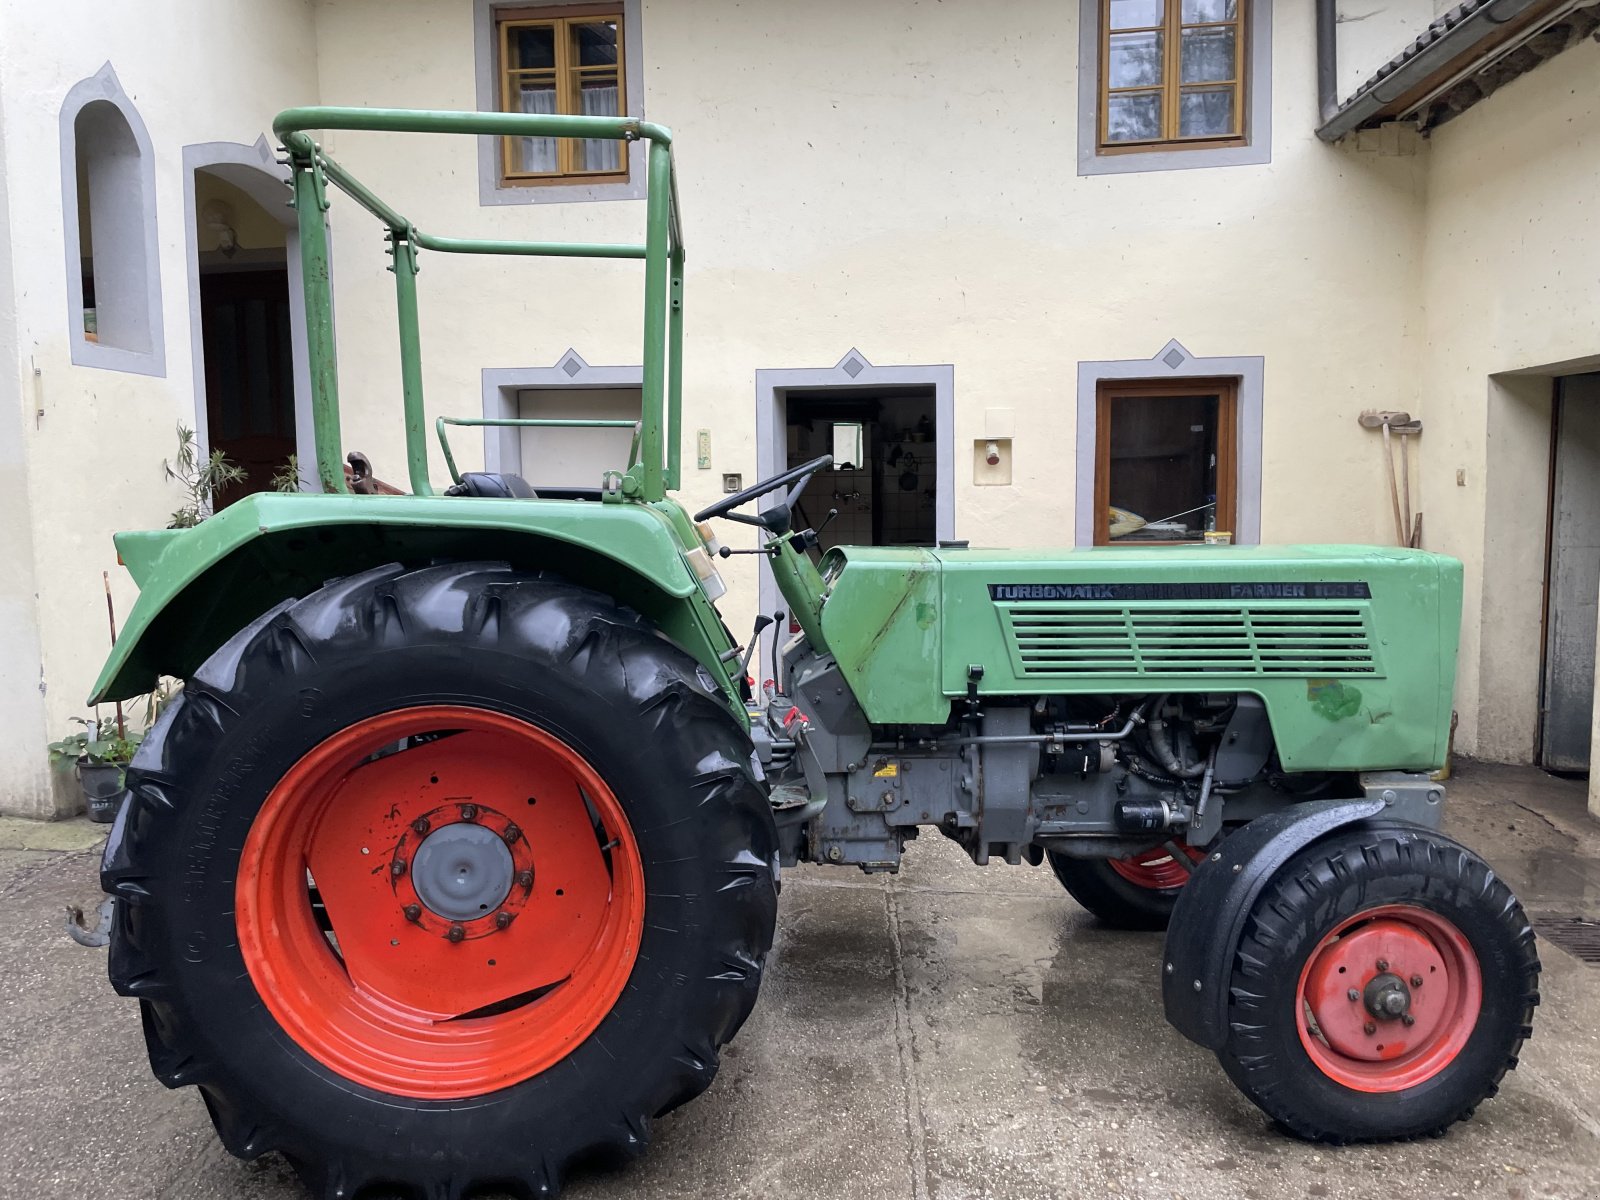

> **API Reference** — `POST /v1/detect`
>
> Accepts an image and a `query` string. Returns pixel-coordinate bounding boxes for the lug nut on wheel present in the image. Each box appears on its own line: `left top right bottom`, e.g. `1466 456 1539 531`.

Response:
1411 974 1424 987
503 824 521 845
391 859 407 878
403 903 421 922
1364 1022 1377 1035
459 804 478 822
1401 1013 1415 1026
1347 988 1359 1002
1376 959 1389 971
516 870 533 889
412 816 430 835
447 923 466 943
495 911 514 930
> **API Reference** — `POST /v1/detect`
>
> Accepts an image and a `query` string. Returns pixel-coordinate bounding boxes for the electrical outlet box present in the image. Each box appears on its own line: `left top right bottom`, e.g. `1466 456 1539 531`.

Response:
722 473 743 494
696 429 711 469
974 439 1013 486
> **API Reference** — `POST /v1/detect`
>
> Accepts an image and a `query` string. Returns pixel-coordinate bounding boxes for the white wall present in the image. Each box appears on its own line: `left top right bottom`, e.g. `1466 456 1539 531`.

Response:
7 0 1588 816
0 0 320 814
311 0 1428 648
1414 34 1600 761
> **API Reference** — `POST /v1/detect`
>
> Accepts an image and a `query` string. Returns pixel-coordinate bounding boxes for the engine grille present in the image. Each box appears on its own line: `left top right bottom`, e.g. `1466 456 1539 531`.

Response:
996 603 1381 678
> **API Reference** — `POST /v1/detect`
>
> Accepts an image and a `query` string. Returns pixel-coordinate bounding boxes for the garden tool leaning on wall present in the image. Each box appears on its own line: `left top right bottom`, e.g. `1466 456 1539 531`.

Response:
1360 409 1424 547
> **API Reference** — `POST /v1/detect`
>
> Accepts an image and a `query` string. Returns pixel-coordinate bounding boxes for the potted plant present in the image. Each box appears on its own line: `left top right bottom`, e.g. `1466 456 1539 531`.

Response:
49 716 144 822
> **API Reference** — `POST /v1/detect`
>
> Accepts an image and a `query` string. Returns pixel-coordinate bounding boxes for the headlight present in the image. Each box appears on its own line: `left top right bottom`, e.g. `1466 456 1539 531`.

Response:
683 546 728 602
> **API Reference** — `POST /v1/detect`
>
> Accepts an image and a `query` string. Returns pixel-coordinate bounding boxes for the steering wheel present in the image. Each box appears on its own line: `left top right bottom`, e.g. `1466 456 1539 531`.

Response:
693 455 833 530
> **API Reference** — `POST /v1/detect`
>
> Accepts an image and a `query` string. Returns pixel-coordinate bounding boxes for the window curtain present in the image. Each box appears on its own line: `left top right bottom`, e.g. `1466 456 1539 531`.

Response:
580 85 620 172
517 88 558 173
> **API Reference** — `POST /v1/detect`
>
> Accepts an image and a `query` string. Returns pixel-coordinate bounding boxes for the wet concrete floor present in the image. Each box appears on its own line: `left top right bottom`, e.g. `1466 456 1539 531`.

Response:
2 758 1598 1199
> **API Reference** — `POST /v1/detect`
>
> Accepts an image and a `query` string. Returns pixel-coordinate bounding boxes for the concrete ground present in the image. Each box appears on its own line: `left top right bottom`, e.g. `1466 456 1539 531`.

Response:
2 759 1599 1200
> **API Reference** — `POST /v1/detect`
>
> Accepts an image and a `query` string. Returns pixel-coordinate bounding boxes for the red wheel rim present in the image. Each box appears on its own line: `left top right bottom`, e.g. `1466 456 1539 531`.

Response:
1296 904 1482 1093
235 706 645 1100
1107 841 1205 891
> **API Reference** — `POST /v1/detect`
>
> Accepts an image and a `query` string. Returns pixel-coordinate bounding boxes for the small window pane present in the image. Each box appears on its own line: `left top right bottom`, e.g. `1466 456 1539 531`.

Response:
1181 26 1236 83
1108 31 1163 88
1182 0 1238 22
508 25 556 71
1105 91 1162 142
575 76 622 171
1179 87 1235 136
510 80 558 172
1106 394 1220 543
572 20 620 67
1109 0 1164 28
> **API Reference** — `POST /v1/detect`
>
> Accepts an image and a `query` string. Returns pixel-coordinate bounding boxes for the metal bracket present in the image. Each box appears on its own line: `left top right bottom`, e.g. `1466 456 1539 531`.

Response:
388 224 421 275
307 148 331 213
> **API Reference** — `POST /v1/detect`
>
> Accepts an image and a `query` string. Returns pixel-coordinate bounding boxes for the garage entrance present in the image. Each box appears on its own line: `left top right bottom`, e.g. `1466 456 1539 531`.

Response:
1540 372 1600 772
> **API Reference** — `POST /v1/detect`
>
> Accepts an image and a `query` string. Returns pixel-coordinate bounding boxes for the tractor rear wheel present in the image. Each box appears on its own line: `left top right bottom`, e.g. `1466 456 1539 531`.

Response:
1047 841 1205 930
102 563 779 1198
1218 825 1538 1141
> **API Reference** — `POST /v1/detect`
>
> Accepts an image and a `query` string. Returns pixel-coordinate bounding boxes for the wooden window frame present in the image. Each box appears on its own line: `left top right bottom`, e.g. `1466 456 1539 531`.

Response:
496 3 628 187
1097 0 1247 156
1093 377 1238 547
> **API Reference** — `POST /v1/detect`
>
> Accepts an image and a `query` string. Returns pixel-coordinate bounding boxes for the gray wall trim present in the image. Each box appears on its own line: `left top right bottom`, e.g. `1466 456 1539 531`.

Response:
59 63 166 376
481 350 644 474
182 138 318 489
1076 0 1273 176
754 350 955 657
473 0 647 206
1074 340 1264 546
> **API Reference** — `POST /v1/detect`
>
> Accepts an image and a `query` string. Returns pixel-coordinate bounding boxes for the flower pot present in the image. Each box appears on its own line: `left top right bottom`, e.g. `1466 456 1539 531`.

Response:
77 760 127 824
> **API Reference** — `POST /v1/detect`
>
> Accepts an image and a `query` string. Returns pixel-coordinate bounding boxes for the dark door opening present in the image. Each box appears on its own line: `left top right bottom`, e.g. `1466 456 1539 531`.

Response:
199 267 296 507
1540 372 1600 772
784 386 937 557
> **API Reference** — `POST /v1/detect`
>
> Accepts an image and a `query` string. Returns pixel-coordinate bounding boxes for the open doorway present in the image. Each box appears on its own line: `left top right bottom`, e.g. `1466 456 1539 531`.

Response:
1540 372 1600 773
784 387 938 555
752 353 954 689
186 144 313 508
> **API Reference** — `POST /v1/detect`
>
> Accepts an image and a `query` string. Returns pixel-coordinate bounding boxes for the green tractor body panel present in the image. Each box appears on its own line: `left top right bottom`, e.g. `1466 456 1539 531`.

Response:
90 492 741 714
818 543 1462 772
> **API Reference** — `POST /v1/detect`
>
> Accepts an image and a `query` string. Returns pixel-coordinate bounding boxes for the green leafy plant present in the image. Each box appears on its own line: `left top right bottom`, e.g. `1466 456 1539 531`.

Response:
164 422 246 528
49 716 145 783
270 454 303 493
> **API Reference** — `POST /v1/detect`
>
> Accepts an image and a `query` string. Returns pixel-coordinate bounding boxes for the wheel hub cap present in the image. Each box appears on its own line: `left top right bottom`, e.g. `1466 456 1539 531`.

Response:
411 823 515 921
1296 905 1483 1093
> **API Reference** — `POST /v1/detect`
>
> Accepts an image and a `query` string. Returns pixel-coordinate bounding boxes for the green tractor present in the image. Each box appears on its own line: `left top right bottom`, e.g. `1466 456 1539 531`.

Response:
93 110 1538 1198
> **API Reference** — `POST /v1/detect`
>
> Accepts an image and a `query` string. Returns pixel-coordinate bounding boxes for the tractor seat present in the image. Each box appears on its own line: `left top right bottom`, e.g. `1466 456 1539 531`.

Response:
445 472 539 499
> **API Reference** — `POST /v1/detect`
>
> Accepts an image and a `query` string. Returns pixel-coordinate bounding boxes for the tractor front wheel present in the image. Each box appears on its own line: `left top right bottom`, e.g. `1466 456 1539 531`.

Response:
102 564 779 1198
1219 825 1539 1141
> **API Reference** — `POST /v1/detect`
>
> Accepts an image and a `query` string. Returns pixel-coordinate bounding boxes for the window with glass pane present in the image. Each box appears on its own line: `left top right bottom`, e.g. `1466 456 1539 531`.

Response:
1094 380 1237 545
497 7 626 183
1100 0 1245 151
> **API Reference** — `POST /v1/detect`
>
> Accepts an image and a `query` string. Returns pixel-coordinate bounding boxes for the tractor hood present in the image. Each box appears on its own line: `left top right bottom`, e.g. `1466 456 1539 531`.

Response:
816 543 1463 773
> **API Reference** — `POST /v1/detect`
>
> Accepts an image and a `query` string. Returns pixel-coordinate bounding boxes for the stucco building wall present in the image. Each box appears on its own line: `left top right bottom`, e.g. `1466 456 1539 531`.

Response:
0 0 1592 814
1413 34 1600 765
309 0 1428 629
0 0 320 815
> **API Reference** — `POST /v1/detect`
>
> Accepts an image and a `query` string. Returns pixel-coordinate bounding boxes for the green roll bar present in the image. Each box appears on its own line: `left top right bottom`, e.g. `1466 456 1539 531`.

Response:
270 107 685 502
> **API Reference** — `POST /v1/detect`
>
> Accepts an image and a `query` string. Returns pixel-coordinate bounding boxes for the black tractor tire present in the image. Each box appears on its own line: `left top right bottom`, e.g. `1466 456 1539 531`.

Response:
1219 824 1539 1142
102 563 779 1199
1047 852 1187 931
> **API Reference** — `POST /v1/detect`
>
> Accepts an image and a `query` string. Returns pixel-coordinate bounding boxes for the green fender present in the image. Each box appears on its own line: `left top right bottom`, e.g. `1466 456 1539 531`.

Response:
91 493 743 718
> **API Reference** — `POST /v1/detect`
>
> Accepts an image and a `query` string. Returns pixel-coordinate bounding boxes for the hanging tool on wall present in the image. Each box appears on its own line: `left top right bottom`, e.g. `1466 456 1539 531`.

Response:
1358 410 1425 548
